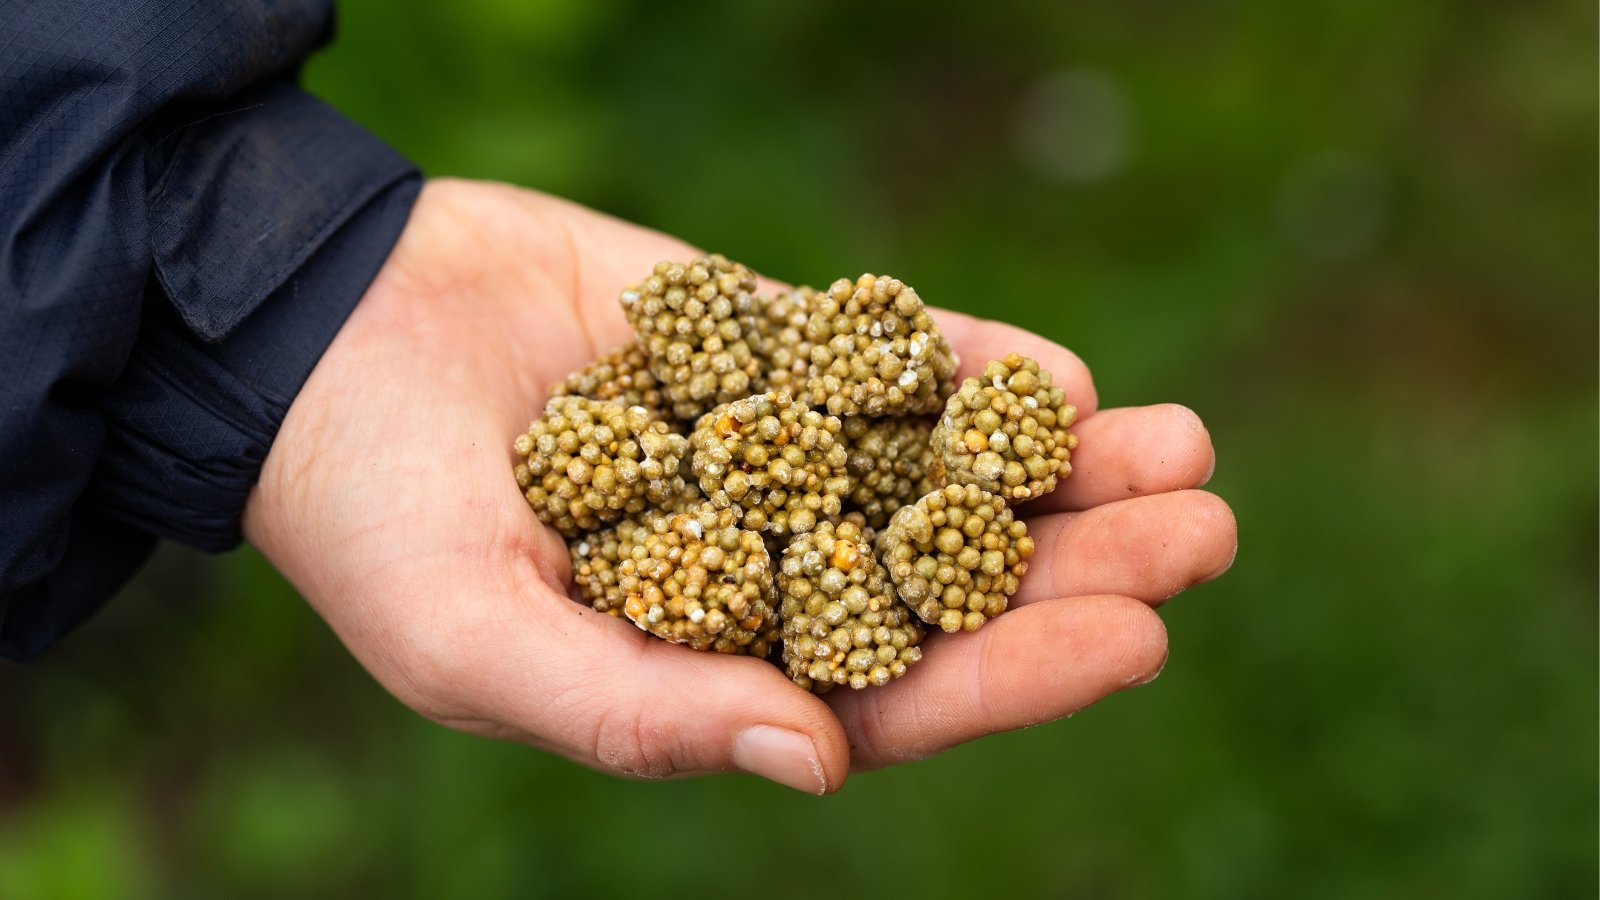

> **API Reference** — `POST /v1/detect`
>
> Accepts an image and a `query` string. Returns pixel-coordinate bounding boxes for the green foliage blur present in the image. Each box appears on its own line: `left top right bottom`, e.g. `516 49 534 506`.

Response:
2 1 1594 896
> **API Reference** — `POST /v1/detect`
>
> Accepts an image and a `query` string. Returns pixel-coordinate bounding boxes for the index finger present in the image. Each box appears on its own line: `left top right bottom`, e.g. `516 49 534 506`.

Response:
930 308 1099 419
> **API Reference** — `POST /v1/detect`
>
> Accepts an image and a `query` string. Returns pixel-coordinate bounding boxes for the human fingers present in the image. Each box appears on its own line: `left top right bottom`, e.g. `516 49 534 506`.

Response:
1014 490 1237 608
398 562 852 794
1026 404 1216 513
825 594 1167 771
929 308 1099 419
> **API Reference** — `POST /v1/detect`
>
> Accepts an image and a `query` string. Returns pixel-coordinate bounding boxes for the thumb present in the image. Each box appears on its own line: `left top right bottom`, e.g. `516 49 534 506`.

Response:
457 585 850 794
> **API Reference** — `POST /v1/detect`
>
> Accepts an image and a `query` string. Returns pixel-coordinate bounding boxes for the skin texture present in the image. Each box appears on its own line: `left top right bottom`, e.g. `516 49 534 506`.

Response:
242 178 1238 793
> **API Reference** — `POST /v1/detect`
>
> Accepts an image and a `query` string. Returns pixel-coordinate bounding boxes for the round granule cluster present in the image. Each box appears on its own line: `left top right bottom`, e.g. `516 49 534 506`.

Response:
880 484 1034 633
513 397 689 537
840 416 938 528
689 392 852 537
569 514 654 616
833 510 879 547
616 504 779 655
659 470 707 516
931 353 1078 501
619 255 763 422
803 274 958 418
752 286 817 394
762 510 877 569
777 521 923 693
548 340 667 420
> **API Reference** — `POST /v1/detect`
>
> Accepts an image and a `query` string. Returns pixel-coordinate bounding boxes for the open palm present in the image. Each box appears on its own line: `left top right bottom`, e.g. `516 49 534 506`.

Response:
243 179 1237 793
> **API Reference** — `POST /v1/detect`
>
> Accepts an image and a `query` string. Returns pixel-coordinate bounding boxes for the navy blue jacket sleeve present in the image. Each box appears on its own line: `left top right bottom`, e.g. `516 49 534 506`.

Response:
0 0 422 660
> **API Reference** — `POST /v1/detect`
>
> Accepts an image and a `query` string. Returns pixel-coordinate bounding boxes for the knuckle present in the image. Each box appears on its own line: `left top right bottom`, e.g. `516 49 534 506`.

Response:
972 627 1004 726
847 687 893 769
591 704 680 779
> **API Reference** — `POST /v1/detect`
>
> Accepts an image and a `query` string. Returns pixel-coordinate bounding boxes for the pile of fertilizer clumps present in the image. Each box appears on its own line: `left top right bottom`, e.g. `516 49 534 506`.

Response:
514 255 1079 694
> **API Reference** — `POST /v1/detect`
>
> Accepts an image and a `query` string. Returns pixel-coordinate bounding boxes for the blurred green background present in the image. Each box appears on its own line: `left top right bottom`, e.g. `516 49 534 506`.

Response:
2 1 1594 896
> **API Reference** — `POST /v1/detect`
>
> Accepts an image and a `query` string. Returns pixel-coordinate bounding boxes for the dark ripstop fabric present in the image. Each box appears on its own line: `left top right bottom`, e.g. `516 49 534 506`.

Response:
0 0 422 660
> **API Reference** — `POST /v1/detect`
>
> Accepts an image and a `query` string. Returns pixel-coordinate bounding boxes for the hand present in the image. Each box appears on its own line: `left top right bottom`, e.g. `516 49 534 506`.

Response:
243 178 1237 793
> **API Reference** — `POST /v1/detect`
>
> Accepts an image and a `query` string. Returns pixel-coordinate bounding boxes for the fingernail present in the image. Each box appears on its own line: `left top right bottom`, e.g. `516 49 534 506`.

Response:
732 726 826 794
1127 649 1169 687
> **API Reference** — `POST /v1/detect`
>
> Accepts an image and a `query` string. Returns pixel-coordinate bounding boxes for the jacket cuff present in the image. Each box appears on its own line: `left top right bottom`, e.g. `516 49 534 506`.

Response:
149 80 416 342
96 135 420 551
